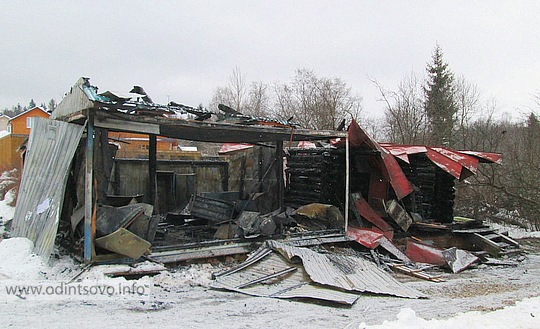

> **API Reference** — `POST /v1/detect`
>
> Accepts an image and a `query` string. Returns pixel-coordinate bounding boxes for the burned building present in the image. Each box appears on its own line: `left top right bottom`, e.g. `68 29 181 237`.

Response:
9 77 515 296
10 77 349 264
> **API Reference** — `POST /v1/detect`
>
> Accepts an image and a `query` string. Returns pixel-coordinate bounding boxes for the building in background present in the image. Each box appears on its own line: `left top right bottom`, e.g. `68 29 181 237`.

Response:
0 114 10 132
0 107 50 170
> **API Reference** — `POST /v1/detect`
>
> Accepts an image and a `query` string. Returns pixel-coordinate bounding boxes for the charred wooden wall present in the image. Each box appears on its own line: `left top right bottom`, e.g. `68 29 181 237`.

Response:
222 145 279 214
111 158 228 213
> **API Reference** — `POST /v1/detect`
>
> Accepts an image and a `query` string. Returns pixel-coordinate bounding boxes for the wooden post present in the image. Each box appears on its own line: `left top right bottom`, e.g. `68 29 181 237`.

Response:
149 134 157 213
345 135 350 232
84 110 94 263
276 141 284 210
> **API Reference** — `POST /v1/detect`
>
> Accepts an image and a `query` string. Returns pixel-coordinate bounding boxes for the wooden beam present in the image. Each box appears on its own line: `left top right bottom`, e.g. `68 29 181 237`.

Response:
276 141 284 210
95 115 160 135
473 233 502 257
149 134 157 213
84 110 95 263
345 134 350 232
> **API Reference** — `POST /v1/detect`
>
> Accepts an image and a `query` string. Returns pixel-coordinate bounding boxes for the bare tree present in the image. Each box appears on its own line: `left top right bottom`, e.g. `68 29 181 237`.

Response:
209 67 247 113
273 68 362 130
454 76 481 149
245 81 271 117
372 74 428 144
210 68 272 117
455 98 540 230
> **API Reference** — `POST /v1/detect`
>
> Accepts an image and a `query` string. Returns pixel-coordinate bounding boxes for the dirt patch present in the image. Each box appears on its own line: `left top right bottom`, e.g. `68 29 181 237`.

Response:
426 281 523 298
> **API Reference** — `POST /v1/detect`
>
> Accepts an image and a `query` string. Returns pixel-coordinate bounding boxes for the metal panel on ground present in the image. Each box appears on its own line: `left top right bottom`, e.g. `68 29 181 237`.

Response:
211 247 362 305
11 117 85 261
268 240 427 299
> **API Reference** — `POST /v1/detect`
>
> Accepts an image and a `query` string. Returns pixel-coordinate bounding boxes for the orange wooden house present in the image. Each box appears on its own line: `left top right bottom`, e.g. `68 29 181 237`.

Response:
0 107 50 170
108 131 202 159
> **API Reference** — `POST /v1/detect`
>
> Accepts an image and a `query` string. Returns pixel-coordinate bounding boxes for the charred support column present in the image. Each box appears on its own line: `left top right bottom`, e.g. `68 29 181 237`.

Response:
276 141 284 210
149 134 157 213
84 110 95 263
344 135 350 232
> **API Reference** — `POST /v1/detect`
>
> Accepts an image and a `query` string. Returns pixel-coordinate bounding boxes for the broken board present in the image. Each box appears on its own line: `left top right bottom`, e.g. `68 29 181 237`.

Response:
95 228 151 260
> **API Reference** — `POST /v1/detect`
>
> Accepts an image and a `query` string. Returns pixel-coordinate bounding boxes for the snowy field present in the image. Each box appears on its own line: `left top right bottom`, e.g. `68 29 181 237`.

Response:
1 197 540 328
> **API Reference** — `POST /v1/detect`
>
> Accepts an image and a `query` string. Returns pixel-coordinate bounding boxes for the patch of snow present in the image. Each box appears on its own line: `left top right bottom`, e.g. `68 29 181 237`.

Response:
153 263 216 289
489 221 540 239
0 196 15 234
0 169 18 180
0 238 45 280
359 296 540 329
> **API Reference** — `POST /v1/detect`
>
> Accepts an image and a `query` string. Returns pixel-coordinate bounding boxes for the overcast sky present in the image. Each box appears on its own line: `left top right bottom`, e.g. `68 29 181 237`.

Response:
1 1 539 119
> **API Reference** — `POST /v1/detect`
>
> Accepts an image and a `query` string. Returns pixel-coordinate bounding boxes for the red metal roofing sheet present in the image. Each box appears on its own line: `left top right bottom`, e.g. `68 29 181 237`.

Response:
347 121 413 200
431 147 479 175
459 150 503 164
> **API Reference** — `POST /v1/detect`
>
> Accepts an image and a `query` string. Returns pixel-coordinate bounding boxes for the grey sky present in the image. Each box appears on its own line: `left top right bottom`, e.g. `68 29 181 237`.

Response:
1 1 538 119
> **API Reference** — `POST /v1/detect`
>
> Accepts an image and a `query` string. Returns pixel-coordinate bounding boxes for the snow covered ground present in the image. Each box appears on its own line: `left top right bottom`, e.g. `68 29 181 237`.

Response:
1 197 540 328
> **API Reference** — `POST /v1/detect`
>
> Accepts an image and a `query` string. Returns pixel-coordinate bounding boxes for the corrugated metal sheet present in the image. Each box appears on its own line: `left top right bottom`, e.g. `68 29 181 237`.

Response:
268 241 427 299
11 117 85 261
213 241 427 302
212 247 361 305
381 143 500 181
459 150 503 164
344 120 414 200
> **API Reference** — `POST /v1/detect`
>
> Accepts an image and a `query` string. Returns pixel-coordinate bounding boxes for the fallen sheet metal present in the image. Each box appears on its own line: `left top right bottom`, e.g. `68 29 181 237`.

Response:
406 239 447 266
381 143 500 181
212 247 362 305
268 240 427 299
378 236 412 263
442 247 479 273
95 228 151 259
346 227 384 249
212 241 427 304
351 193 394 239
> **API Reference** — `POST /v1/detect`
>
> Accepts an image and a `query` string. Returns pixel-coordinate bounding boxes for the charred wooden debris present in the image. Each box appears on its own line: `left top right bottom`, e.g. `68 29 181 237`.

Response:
8 77 524 305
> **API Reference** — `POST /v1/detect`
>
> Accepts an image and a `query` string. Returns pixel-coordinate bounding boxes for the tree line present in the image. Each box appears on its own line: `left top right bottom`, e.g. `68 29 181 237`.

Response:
210 46 540 230
1 99 57 118
209 67 363 130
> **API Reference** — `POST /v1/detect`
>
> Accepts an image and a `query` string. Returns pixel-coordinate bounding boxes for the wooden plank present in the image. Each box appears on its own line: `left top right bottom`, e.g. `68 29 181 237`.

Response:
386 199 413 231
473 233 501 257
95 228 151 260
150 244 252 263
496 233 520 247
149 134 157 213
453 227 495 234
84 111 95 263
94 115 160 135
276 141 285 210
391 264 445 282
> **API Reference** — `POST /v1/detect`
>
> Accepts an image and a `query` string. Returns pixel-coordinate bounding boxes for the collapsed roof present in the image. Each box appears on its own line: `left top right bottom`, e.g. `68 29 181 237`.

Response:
52 77 347 143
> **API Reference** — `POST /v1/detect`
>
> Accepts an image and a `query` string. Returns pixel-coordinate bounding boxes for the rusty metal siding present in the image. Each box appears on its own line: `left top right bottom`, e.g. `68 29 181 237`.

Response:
11 118 85 261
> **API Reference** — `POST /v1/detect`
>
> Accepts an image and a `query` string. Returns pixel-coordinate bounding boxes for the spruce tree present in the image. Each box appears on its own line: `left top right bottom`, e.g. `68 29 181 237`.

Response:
424 45 456 146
